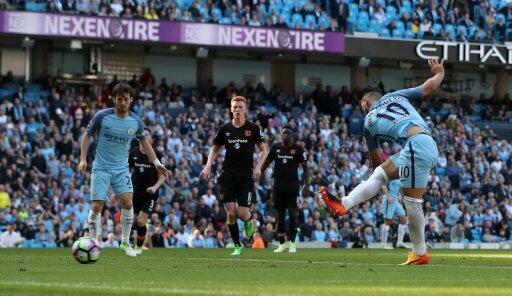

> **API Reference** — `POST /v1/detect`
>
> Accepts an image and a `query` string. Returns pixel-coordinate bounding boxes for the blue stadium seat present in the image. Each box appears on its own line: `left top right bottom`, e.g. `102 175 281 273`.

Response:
457 25 468 37
359 11 369 22
369 19 379 33
392 28 404 38
356 18 369 32
445 24 456 37
318 16 330 29
395 21 405 31
220 17 232 24
258 4 267 15
386 6 397 19
468 25 479 38
212 8 222 18
379 28 390 38
404 29 415 39
432 23 442 35
291 13 303 25
304 14 316 28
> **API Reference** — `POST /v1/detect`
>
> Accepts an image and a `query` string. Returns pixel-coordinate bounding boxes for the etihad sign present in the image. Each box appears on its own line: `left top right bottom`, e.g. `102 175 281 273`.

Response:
416 40 512 64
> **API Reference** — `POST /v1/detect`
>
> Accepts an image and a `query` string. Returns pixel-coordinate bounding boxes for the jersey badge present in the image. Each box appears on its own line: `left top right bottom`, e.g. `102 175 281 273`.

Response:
234 143 241 149
127 128 135 135
245 130 252 137
291 149 296 155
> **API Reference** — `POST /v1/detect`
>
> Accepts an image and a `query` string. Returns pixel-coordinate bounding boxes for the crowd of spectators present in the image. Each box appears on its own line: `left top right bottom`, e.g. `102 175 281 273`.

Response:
0 67 511 250
2 0 512 42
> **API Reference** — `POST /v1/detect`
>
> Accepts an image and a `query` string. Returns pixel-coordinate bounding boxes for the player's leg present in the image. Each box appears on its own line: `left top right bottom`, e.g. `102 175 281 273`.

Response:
134 211 150 255
225 202 243 255
274 206 287 253
396 214 408 248
89 169 111 241
399 135 438 265
237 182 254 239
112 169 136 257
381 220 394 249
288 206 299 253
320 158 399 215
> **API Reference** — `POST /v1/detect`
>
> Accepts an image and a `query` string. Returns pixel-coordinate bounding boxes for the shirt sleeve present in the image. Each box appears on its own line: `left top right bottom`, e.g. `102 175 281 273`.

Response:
267 145 276 162
213 125 225 146
86 111 103 135
297 146 307 164
392 86 423 100
363 127 379 151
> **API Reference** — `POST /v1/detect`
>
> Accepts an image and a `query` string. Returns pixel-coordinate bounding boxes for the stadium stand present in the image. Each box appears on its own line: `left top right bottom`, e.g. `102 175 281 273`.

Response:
0 69 511 249
1 0 512 42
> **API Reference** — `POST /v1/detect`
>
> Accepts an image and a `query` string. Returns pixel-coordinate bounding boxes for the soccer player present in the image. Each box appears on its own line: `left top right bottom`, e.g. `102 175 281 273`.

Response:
128 129 166 255
380 180 408 249
200 96 268 256
320 59 444 265
261 125 310 253
78 83 170 257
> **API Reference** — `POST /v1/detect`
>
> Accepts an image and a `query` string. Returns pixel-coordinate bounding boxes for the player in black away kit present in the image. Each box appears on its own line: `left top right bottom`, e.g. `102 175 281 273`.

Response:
128 130 166 255
200 96 268 256
261 125 310 253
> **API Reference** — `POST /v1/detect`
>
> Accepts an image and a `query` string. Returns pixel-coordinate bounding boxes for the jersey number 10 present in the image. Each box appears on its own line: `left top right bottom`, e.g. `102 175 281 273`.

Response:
377 102 410 122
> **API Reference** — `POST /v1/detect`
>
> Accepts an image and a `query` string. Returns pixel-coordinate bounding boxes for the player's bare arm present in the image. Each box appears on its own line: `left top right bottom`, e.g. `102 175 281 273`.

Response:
140 138 171 179
147 174 166 195
368 149 383 169
422 59 445 96
200 144 222 180
253 141 268 181
78 132 91 174
301 162 311 198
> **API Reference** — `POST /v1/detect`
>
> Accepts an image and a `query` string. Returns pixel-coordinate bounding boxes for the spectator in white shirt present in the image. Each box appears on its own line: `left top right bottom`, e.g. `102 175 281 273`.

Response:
201 189 217 208
102 233 119 248
0 224 23 248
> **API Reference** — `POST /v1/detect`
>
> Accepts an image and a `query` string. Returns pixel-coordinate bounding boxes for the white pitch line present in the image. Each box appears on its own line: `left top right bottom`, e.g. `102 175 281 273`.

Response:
143 256 512 270
0 281 300 296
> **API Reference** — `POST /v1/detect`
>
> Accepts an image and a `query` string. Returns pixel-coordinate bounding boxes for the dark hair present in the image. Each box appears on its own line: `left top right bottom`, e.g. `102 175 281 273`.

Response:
112 82 134 98
282 125 293 131
362 85 382 102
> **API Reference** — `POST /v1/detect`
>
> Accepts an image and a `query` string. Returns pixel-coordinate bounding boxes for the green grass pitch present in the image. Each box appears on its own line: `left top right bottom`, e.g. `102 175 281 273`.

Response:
1 248 511 296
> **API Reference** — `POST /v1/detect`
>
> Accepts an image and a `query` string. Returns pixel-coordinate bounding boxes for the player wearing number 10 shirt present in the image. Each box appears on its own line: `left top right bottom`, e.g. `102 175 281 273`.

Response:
320 59 445 266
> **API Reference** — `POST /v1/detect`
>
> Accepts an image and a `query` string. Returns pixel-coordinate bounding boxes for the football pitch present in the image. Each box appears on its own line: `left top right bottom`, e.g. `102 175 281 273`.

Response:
1 249 511 296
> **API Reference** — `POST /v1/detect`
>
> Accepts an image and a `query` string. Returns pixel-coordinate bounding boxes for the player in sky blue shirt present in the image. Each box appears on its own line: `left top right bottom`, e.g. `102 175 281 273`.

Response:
320 59 445 265
77 83 170 257
380 179 408 249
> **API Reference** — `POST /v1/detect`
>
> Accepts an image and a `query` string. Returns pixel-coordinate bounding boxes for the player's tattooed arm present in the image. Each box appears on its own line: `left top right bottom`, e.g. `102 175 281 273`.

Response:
140 139 171 179
422 59 445 96
200 144 222 180
78 133 91 174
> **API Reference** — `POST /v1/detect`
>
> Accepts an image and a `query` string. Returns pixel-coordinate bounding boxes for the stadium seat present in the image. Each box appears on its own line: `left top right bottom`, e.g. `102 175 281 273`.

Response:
359 11 369 22
379 28 390 38
291 13 303 26
432 23 442 36
386 6 397 20
395 21 405 31
318 16 330 29
304 15 316 28
444 24 456 37
392 28 404 38
220 17 232 24
212 8 222 19
356 18 369 32
369 19 379 33
404 29 415 39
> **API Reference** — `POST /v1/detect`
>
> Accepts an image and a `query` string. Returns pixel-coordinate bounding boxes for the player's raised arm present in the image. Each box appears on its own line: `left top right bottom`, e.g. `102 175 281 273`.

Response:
200 144 222 180
422 59 445 96
78 132 91 175
140 138 171 179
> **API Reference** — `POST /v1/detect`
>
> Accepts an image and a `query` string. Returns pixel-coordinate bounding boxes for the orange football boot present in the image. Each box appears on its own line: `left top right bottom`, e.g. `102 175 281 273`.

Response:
400 252 431 265
319 186 347 216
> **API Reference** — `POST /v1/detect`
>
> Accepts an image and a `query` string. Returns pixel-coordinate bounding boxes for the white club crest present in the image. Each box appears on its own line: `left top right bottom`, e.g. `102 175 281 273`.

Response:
127 128 135 135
